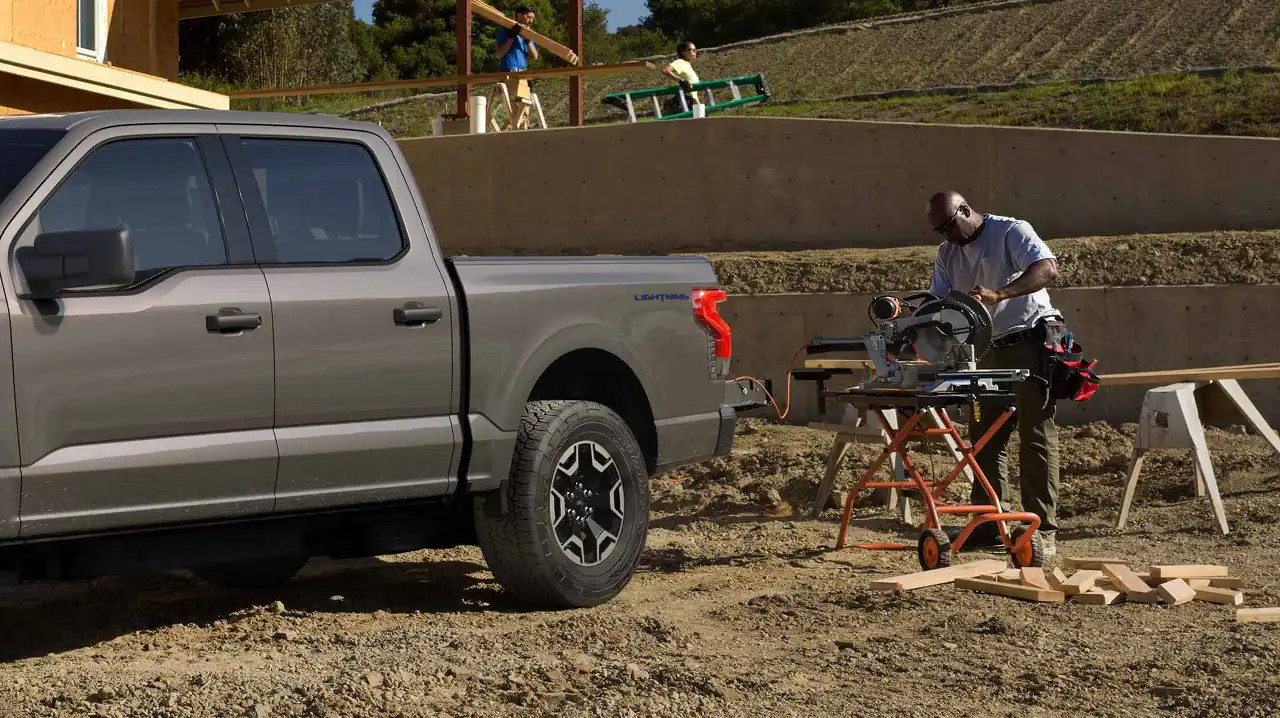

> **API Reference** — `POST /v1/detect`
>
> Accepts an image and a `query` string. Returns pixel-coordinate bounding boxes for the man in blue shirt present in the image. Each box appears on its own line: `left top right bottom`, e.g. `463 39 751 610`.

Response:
927 190 1067 558
495 5 539 129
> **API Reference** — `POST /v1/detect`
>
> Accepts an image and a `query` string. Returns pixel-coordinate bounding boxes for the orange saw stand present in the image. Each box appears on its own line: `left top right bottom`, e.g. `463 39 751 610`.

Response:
832 391 1043 569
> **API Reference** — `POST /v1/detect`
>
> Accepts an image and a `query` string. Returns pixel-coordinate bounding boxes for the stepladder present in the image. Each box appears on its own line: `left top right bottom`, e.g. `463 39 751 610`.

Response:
487 81 547 132
1116 379 1280 535
810 404 975 522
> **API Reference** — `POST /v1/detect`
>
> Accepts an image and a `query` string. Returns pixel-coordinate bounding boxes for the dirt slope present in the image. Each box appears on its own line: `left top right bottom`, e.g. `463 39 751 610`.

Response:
0 419 1277 717
706 229 1280 295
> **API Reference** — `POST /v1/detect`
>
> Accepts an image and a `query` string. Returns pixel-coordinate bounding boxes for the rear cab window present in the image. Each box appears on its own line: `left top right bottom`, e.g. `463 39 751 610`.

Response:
229 138 405 265
0 130 65 206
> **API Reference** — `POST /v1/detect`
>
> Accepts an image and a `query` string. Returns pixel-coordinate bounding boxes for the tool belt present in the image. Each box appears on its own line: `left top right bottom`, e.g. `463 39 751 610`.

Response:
1042 320 1101 402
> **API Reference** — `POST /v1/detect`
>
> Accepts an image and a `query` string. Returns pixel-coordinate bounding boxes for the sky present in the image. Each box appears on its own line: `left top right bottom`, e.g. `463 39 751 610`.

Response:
352 0 647 30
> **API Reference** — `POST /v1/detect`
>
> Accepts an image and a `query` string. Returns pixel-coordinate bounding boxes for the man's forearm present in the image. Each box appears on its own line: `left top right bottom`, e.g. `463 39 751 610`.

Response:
996 258 1059 301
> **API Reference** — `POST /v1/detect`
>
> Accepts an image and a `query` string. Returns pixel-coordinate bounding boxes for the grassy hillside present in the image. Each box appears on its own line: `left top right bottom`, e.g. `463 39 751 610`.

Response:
335 0 1280 135
739 70 1280 137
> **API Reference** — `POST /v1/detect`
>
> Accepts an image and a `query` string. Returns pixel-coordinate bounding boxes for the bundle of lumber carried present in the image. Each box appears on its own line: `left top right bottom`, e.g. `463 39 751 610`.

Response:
872 556 1274 621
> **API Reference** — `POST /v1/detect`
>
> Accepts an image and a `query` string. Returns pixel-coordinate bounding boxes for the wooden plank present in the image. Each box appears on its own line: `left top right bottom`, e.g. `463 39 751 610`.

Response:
1195 587 1244 606
1156 579 1196 606
1209 577 1245 589
1075 588 1125 605
1102 563 1159 602
1236 608 1280 623
996 568 1023 584
228 60 653 99
1187 579 1211 588
470 0 580 65
1047 568 1069 590
1062 557 1129 570
955 577 1065 603
1099 364 1280 386
1020 567 1052 590
1059 570 1102 596
1151 564 1229 579
870 559 1006 592
803 359 874 370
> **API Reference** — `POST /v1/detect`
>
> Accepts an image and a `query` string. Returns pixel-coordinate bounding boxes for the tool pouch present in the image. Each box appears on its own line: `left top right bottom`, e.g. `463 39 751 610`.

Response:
1045 338 1101 402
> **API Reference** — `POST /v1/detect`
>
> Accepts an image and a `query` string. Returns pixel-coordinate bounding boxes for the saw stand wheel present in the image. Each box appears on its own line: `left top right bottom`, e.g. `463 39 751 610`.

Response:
1008 526 1045 568
917 528 951 570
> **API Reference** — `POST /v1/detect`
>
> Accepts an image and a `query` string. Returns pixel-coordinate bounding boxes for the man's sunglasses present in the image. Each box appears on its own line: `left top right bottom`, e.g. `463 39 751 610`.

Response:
933 207 961 234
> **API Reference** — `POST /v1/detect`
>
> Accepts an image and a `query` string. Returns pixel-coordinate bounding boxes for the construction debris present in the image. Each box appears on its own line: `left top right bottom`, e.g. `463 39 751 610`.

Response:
1076 588 1125 605
1101 563 1159 603
870 559 1006 592
1019 567 1052 590
954 577 1065 603
1236 607 1280 623
1155 579 1197 606
1062 557 1128 570
1059 570 1103 596
1150 565 1229 579
1194 587 1245 606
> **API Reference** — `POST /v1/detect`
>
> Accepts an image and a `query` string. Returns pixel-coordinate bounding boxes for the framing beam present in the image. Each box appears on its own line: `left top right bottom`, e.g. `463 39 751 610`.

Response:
456 0 471 117
470 0 580 65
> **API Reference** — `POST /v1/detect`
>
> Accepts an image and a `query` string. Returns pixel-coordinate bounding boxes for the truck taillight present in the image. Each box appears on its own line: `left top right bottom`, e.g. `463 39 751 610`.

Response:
692 289 731 378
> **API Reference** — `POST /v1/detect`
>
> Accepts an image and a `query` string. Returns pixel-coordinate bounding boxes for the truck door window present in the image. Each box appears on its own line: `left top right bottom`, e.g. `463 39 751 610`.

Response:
236 138 405 264
24 138 229 284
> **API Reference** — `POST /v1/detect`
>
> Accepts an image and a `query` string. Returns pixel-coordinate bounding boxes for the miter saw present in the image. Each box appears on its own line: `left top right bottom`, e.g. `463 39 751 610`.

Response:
807 291 1029 393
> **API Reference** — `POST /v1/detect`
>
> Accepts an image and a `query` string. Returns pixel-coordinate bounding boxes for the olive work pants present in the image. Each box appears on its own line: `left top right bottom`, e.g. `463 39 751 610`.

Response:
969 326 1061 535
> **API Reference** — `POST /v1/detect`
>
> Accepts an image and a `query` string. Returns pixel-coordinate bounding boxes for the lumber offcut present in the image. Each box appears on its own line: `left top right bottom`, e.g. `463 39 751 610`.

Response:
1156 579 1197 606
1210 577 1245 589
1060 570 1103 596
1062 557 1128 570
1195 587 1244 606
470 0 580 65
870 559 1006 592
1102 563 1159 602
1020 567 1052 590
1076 588 1125 605
955 577 1065 603
1150 565 1229 579
1236 608 1280 623
1048 568 1068 590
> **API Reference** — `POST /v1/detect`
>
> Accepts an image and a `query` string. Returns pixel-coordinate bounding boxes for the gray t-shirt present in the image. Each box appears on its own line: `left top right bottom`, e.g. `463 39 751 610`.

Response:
929 214 1059 338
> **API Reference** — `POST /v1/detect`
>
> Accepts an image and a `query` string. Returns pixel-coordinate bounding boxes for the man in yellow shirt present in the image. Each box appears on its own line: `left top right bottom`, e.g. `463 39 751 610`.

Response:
662 41 701 110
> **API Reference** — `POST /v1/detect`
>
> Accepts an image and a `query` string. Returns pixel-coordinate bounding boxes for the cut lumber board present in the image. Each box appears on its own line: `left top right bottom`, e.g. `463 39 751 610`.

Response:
1020 567 1052 590
1156 579 1196 606
1209 577 1245 589
1187 579 1211 588
1236 607 1280 623
1102 563 1159 602
870 559 1006 592
1062 557 1128 570
1195 587 1244 606
955 577 1065 603
996 569 1023 584
803 359 875 370
1060 570 1103 596
470 0 580 65
1047 568 1068 590
1151 565 1229 579
1076 588 1125 605
1099 364 1280 386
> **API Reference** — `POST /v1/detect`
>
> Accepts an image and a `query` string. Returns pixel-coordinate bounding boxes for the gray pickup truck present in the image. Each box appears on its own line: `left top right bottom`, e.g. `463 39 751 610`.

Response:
0 111 757 607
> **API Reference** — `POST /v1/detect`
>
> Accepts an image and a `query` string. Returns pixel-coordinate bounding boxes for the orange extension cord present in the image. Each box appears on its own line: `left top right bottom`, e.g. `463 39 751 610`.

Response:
733 344 809 421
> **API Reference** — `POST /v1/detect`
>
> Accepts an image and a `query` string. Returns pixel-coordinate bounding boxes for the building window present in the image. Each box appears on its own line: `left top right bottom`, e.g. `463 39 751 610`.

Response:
76 0 106 62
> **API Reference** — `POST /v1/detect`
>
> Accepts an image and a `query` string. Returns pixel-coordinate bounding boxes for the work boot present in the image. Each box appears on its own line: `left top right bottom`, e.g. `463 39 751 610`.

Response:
1041 532 1057 558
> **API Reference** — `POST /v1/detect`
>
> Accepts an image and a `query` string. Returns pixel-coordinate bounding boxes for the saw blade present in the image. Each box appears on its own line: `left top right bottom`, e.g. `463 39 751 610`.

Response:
911 291 993 361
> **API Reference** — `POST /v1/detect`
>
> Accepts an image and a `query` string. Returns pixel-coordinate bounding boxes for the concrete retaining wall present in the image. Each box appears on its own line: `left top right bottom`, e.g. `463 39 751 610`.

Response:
723 285 1280 426
399 117 1280 256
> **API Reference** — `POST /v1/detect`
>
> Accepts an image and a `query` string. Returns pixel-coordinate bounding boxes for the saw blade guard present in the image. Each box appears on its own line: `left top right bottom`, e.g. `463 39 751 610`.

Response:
906 291 993 364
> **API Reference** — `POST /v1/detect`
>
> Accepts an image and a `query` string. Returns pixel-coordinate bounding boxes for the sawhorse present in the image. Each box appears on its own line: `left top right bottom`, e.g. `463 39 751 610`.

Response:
1117 379 1280 535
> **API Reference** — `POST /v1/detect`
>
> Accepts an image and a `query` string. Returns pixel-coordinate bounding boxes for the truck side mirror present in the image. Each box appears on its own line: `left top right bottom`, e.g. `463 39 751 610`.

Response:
17 228 136 297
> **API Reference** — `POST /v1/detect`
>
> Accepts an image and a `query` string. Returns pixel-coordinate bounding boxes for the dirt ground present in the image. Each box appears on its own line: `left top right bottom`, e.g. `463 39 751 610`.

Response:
0 418 1277 717
705 229 1280 295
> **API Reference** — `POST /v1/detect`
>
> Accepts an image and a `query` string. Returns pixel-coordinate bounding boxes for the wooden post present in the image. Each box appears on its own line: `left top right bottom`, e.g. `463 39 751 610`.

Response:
567 0 583 126
456 0 472 117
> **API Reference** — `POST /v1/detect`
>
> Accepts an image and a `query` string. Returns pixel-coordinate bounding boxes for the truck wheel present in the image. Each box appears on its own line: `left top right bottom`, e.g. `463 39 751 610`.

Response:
474 400 649 608
192 555 309 589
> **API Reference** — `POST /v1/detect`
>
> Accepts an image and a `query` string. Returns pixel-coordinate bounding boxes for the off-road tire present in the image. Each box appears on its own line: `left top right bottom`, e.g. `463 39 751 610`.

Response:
192 555 309 589
474 400 649 608
1008 526 1046 568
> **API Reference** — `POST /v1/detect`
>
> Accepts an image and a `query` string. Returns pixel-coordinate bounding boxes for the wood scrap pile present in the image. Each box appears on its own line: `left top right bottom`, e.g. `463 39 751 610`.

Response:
871 556 1278 622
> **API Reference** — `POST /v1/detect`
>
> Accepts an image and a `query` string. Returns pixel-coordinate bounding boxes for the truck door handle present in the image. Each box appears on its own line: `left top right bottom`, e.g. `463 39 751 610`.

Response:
206 311 263 333
394 306 443 326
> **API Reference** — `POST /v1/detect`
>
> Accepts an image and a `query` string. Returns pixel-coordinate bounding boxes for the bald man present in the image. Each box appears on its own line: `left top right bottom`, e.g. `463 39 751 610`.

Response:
926 191 1066 557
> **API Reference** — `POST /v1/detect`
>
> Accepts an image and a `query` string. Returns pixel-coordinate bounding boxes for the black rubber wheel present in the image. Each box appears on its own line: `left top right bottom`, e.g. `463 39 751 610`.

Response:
917 528 952 570
1008 526 1045 568
474 400 650 608
192 555 308 589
